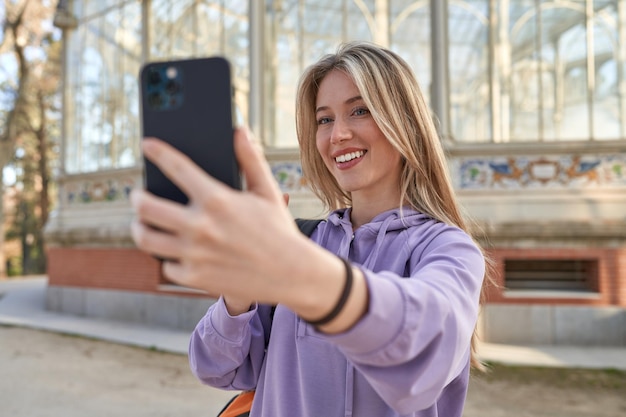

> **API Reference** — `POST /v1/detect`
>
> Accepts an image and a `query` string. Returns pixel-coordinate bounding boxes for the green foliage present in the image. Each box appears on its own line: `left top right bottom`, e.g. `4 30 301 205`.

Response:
6 256 22 277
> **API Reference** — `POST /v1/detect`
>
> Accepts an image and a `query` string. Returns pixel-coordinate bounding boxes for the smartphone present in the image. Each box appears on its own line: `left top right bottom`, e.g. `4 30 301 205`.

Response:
139 56 241 205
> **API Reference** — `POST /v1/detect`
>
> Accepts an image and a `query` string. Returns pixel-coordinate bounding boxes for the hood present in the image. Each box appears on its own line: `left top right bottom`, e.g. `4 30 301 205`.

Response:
327 207 435 234
318 207 440 268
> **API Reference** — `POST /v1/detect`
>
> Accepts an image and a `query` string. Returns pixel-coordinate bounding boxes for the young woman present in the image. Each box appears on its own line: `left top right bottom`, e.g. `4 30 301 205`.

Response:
131 41 487 417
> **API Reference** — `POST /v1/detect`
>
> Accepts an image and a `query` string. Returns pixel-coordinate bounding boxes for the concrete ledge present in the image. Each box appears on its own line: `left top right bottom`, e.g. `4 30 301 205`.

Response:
3 277 626 370
46 285 216 331
486 220 626 242
477 342 626 370
482 304 626 346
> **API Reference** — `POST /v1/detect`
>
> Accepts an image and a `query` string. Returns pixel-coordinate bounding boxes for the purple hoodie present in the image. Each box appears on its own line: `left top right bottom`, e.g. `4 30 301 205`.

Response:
189 207 485 416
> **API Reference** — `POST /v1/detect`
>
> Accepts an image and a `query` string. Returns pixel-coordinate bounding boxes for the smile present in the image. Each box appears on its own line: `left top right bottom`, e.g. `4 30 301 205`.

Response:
335 150 365 163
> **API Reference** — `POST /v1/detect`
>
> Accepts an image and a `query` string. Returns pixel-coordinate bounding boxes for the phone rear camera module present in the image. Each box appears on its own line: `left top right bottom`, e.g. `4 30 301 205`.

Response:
145 64 184 111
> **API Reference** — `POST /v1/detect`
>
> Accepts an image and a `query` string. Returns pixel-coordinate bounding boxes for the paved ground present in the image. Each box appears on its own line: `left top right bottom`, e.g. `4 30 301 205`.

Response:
0 326 232 417
465 363 626 417
2 326 625 417
1 277 625 416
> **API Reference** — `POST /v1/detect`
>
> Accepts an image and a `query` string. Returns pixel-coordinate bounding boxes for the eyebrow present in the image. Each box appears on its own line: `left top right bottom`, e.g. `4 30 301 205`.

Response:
315 95 364 114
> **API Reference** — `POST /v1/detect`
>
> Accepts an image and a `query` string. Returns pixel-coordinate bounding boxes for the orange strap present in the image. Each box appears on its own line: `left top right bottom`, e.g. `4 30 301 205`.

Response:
219 391 255 417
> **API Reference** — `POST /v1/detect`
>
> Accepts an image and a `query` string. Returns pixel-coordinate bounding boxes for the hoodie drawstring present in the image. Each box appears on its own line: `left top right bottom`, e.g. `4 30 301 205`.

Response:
363 215 395 270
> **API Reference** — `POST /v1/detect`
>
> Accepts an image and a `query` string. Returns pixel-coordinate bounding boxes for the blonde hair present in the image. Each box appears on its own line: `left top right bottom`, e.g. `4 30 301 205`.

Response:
297 41 464 229
296 41 490 369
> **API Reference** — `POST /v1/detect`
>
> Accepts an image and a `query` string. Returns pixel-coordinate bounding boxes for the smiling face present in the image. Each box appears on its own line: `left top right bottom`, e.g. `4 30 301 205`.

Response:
315 70 402 207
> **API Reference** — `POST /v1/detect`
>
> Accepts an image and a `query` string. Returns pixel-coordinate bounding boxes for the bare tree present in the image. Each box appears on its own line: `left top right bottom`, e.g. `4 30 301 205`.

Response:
1 0 58 276
10 39 61 274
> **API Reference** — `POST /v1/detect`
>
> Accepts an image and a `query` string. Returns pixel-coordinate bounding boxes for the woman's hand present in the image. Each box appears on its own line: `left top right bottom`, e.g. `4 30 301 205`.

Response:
131 128 298 303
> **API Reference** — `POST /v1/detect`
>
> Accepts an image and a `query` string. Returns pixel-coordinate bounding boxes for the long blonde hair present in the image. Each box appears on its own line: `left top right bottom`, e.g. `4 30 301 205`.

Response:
296 41 490 369
296 41 463 227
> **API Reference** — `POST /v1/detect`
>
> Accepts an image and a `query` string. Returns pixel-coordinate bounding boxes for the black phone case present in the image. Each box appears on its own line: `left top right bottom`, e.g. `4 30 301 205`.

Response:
139 56 240 205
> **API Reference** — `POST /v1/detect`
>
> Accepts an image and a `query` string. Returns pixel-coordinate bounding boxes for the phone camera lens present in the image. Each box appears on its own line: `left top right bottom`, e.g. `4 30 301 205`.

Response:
148 70 162 86
148 92 163 108
165 80 180 94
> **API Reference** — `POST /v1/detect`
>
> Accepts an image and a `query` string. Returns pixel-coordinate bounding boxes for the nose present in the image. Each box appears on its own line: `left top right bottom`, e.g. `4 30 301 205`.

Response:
330 118 352 144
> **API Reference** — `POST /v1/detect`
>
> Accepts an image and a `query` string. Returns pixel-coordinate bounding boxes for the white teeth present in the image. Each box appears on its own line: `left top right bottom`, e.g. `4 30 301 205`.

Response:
336 151 364 163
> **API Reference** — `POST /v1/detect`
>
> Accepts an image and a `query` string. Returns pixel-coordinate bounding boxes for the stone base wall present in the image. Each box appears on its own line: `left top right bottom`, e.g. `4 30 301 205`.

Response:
481 304 626 346
46 285 214 331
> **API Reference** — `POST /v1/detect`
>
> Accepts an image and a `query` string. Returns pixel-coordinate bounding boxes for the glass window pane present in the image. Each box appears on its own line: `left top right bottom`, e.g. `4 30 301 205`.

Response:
149 0 250 134
66 0 249 173
267 0 432 147
542 3 589 140
268 0 375 147
66 0 142 173
509 0 545 141
390 1 432 102
448 0 490 142
500 0 622 143
592 5 620 140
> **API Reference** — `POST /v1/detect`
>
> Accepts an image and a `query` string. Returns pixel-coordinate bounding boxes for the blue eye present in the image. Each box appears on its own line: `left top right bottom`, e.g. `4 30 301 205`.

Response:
353 107 369 116
317 117 332 125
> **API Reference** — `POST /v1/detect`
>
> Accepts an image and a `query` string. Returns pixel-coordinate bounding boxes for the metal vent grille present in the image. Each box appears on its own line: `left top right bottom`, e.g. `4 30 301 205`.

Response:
504 259 596 291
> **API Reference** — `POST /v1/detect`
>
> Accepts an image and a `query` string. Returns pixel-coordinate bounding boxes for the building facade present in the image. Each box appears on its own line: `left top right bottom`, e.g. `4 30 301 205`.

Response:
46 0 626 344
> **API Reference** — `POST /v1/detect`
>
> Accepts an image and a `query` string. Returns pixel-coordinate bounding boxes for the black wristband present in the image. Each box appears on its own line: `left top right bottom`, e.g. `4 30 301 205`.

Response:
306 257 354 327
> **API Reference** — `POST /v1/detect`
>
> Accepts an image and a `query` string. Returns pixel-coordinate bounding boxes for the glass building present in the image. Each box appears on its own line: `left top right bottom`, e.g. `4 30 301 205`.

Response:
59 0 626 173
46 1 626 345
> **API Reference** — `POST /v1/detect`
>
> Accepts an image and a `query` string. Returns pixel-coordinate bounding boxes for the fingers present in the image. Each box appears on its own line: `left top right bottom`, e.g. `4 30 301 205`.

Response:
142 130 282 207
130 220 184 260
131 189 188 233
234 128 284 204
141 137 230 204
130 188 193 260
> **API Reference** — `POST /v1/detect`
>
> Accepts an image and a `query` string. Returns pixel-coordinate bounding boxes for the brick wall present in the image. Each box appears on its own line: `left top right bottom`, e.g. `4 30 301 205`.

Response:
618 248 626 306
47 244 626 307
47 247 160 291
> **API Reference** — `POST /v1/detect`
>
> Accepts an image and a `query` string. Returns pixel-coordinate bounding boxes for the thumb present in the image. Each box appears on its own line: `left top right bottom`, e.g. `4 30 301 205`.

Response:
234 127 283 203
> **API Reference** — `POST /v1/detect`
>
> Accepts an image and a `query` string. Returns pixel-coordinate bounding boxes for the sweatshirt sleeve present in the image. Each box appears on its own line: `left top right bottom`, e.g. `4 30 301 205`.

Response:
317 228 485 413
188 297 270 391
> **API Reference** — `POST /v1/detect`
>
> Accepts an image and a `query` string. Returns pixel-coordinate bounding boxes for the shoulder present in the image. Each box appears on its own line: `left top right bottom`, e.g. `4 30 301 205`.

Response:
404 220 482 260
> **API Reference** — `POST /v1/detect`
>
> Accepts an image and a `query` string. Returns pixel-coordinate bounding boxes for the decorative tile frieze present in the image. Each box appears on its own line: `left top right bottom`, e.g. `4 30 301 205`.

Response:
457 154 626 190
57 153 626 199
60 169 141 205
270 161 309 193
60 161 309 205
65 178 136 204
